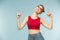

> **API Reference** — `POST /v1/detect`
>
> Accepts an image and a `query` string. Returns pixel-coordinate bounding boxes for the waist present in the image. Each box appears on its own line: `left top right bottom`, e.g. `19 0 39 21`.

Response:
28 29 40 35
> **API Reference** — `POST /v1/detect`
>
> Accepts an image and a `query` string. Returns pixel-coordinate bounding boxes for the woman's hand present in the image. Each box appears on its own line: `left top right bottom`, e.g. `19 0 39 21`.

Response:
17 12 21 19
47 11 52 18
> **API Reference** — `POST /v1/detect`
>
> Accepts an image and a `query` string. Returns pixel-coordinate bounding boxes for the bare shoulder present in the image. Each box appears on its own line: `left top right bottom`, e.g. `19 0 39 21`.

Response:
40 18 44 23
40 17 42 21
40 18 43 21
40 17 46 24
24 16 28 21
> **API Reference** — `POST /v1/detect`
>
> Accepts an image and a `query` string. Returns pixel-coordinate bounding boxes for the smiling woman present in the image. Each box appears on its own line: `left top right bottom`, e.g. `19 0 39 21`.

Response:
16 4 53 40
37 4 45 12
1 0 60 40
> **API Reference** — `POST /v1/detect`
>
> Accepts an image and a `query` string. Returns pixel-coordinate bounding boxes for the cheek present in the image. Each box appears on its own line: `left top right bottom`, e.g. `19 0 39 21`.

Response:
37 8 41 12
35 8 41 13
38 8 40 11
36 8 39 11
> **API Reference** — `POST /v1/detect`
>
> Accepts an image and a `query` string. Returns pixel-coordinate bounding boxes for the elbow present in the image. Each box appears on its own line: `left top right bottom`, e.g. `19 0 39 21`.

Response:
18 27 23 30
49 27 52 30
17 25 22 30
48 26 52 30
18 27 22 30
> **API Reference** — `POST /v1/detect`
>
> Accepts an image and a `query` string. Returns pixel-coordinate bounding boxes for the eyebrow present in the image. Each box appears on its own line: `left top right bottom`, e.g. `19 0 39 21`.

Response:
37 6 43 9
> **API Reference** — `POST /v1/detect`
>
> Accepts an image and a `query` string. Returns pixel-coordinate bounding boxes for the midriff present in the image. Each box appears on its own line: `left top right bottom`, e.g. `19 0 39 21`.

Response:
28 29 40 34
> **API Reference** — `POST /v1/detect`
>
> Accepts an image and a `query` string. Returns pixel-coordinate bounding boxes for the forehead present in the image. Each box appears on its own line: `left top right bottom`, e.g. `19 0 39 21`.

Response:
37 5 43 9
39 6 43 8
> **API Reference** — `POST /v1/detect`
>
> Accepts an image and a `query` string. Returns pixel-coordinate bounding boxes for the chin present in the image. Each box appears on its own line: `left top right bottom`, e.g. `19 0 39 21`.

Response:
38 12 42 14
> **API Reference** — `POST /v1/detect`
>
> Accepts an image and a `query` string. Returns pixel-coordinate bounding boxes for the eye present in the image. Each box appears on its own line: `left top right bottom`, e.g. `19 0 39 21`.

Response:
40 8 43 10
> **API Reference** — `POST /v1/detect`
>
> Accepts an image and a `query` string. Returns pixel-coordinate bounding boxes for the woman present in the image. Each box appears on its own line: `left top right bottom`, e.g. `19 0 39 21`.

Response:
16 4 53 40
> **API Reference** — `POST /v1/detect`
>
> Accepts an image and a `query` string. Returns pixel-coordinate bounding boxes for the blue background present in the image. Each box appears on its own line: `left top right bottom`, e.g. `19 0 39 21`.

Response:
0 0 60 40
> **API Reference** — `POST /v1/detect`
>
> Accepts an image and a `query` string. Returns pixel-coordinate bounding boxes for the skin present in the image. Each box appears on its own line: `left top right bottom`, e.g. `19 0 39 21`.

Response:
16 5 53 34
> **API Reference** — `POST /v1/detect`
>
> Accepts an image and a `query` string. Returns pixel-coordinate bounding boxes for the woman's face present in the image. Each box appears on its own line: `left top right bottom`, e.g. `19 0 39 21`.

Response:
35 6 43 14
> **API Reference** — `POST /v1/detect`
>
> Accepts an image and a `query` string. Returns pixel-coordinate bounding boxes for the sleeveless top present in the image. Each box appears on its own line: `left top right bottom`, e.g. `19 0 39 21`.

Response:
27 16 40 30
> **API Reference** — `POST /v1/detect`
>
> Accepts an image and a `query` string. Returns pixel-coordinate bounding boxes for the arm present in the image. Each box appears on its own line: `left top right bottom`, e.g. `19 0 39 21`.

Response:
40 11 53 30
16 12 28 30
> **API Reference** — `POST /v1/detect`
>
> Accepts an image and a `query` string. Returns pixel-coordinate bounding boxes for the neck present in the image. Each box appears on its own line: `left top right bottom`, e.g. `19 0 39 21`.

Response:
31 12 38 17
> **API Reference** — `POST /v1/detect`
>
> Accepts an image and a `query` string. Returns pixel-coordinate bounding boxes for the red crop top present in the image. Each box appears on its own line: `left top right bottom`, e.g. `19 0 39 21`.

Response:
27 16 40 30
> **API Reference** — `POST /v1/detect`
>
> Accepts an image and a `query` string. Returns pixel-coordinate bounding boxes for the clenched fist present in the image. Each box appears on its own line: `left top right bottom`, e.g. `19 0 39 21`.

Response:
16 12 21 19
47 11 52 18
